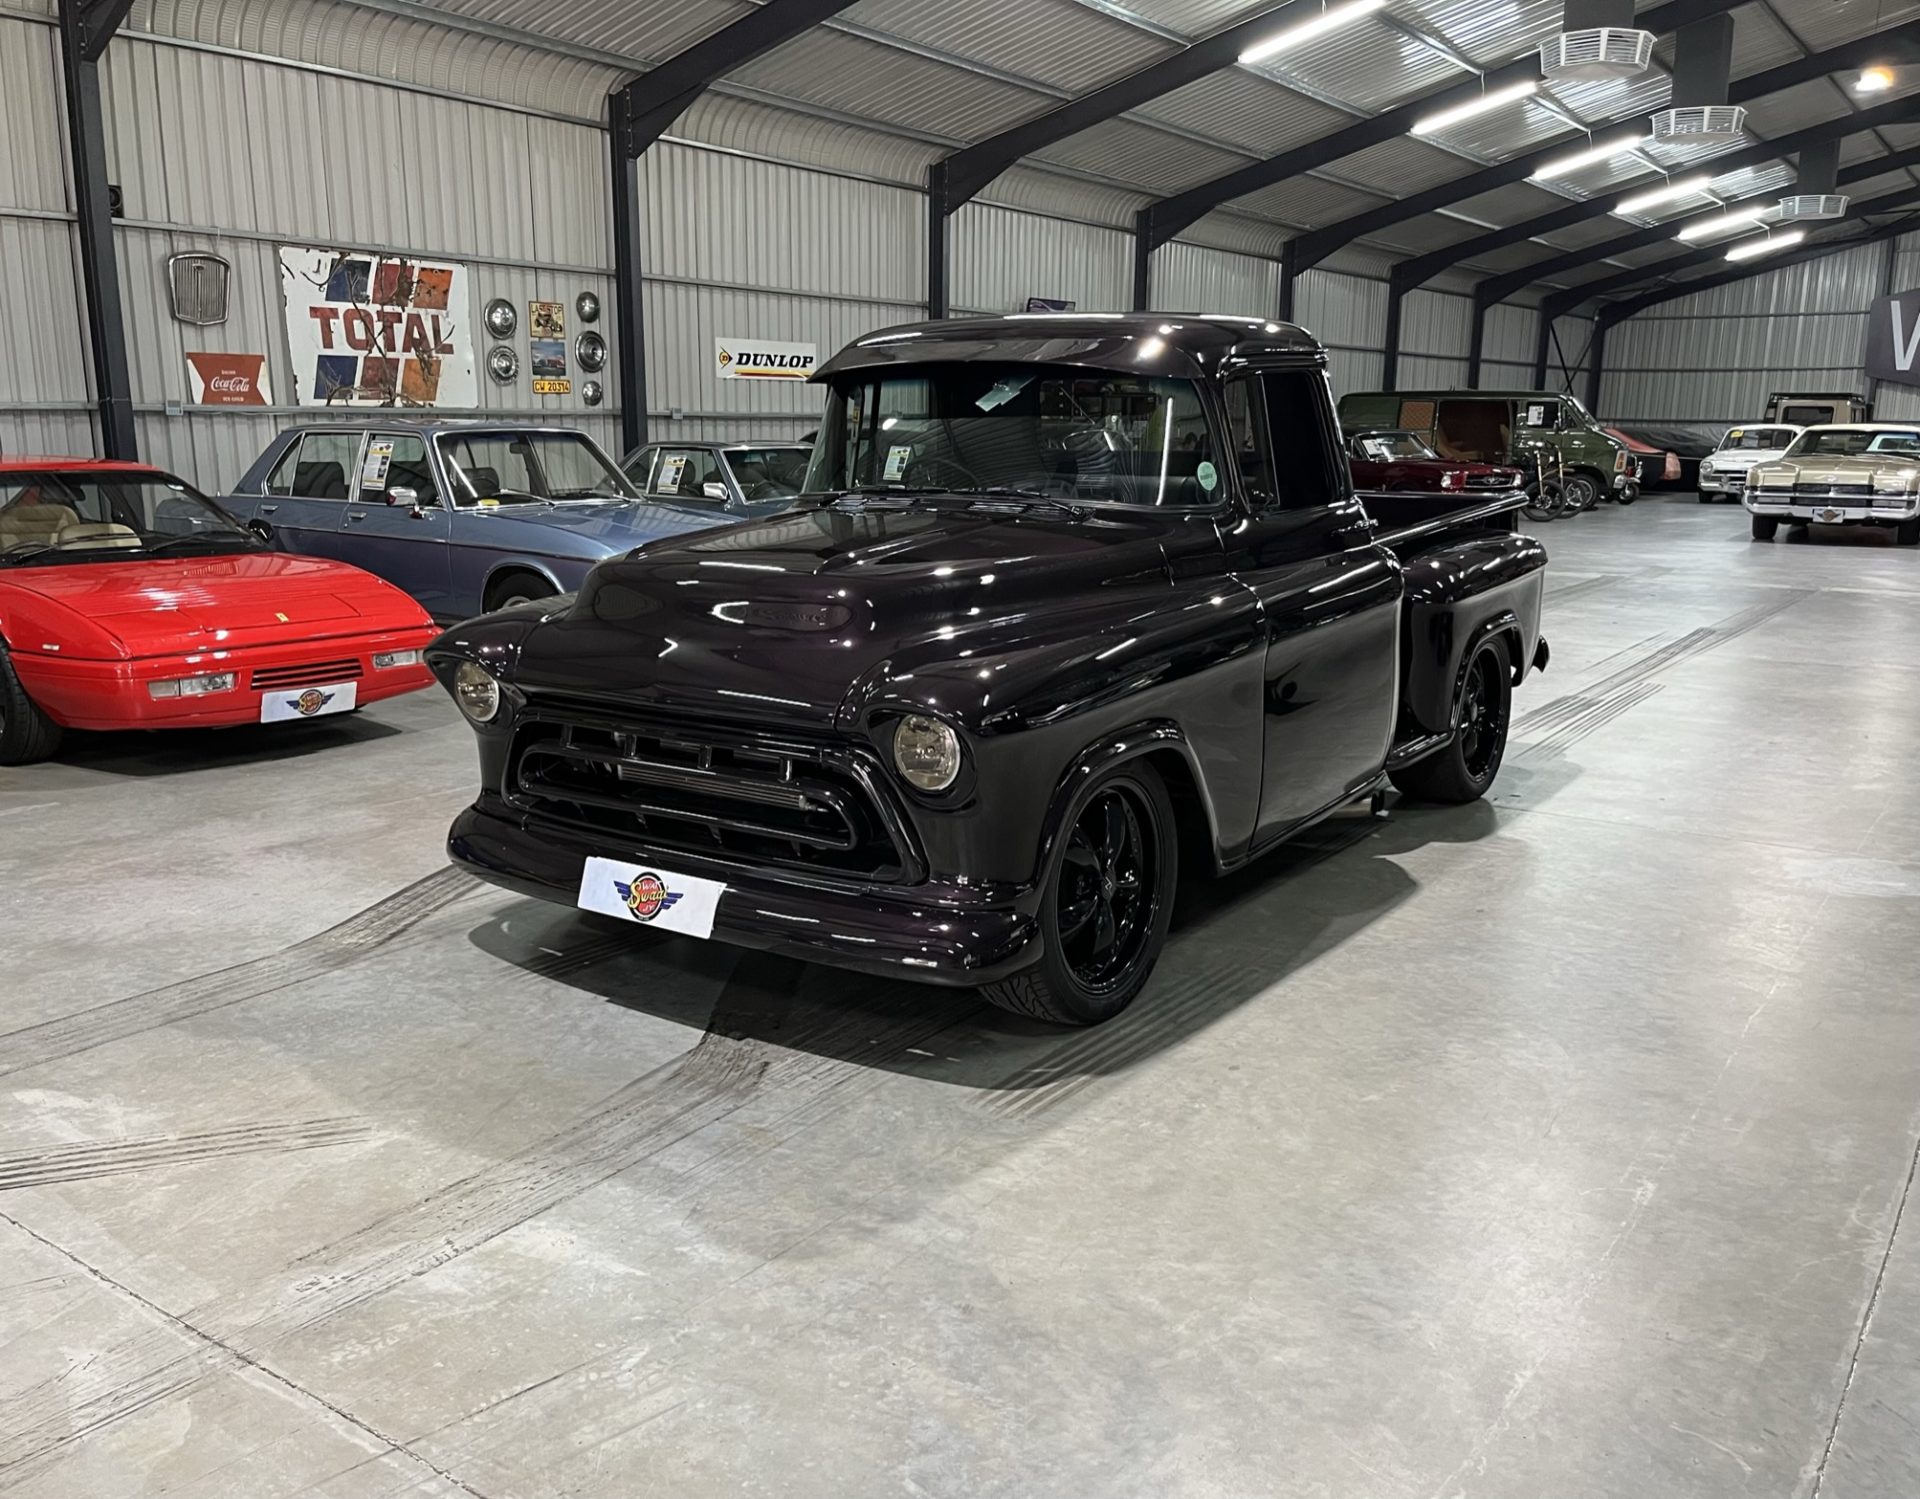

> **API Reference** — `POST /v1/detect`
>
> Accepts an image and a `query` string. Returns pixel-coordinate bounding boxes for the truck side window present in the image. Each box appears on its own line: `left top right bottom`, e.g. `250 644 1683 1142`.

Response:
1257 371 1342 511
1224 377 1276 507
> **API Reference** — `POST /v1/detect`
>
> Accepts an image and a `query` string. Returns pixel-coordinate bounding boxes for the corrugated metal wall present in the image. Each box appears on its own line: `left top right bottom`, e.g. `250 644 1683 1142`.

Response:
4 3 1601 486
1600 238 1911 425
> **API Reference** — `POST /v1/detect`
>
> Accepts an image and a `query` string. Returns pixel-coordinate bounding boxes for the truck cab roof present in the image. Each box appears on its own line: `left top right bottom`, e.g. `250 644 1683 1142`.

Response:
815 313 1324 383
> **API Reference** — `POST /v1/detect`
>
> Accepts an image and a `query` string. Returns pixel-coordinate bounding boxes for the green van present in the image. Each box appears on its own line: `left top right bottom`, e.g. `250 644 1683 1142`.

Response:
1339 389 1631 511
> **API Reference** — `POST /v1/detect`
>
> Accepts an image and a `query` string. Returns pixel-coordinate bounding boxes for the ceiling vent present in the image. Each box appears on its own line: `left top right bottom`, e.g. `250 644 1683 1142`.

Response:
1540 26 1655 81
1775 193 1849 221
1649 104 1746 142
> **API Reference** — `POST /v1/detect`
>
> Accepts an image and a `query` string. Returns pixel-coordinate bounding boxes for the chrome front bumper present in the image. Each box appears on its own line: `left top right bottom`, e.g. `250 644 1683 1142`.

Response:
1745 491 1920 523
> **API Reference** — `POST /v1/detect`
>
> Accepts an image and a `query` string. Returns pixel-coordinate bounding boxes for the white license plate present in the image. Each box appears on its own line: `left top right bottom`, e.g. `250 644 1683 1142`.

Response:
259 680 358 722
1815 507 1846 523
577 856 727 939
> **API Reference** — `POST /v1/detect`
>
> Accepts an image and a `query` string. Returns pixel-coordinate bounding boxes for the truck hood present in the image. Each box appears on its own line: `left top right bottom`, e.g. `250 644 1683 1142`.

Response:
1 551 430 658
510 502 1195 728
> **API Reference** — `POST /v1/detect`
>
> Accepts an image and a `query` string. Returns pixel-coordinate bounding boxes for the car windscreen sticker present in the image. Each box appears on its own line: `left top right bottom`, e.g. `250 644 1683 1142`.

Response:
659 454 689 491
361 438 393 489
1196 460 1218 492
576 857 726 940
883 445 913 481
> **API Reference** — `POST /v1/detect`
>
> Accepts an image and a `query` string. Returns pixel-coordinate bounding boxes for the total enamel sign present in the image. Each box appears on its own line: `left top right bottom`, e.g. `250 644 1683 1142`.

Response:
714 337 816 381
184 352 270 406
278 245 476 407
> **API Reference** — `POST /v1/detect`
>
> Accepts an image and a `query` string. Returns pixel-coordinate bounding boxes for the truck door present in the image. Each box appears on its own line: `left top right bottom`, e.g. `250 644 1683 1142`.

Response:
1220 367 1402 844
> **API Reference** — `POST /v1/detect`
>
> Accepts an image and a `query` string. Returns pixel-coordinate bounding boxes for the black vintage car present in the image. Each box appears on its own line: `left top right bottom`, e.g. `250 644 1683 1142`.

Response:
430 315 1547 1024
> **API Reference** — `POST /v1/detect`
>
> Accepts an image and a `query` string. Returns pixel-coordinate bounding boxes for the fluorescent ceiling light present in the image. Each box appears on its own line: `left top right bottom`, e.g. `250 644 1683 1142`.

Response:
1855 66 1894 93
1239 0 1387 64
1675 203 1770 241
1410 79 1539 136
1615 174 1713 216
1725 229 1806 261
1530 134 1650 179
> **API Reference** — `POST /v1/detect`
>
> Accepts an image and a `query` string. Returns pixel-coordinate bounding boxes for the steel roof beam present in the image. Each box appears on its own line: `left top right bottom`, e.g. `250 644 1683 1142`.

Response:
1492 141 1920 311
1300 23 1920 287
1558 180 1920 313
608 0 860 451
1132 0 1743 262
1392 91 1920 298
1598 202 1920 323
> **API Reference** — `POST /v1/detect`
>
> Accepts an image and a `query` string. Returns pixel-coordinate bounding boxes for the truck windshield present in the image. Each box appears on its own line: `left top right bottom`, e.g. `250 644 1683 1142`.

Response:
1789 429 1920 457
805 363 1220 507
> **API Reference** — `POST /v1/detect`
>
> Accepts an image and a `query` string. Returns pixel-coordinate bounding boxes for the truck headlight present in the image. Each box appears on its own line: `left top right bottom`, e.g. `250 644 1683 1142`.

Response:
453 660 501 723
893 714 960 791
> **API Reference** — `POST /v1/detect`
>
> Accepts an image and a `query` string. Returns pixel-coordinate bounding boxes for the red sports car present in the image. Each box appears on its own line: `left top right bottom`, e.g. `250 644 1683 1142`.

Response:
0 457 437 764
1345 429 1525 493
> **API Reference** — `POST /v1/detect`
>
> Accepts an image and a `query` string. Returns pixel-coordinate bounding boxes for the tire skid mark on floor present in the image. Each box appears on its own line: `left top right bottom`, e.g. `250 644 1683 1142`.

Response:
0 969 979 1485
0 866 478 1080
0 1117 373 1192
1515 593 1809 754
1545 573 1625 604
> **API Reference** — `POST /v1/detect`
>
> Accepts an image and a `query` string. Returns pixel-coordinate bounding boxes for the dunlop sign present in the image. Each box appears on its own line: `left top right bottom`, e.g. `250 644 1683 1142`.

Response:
715 338 817 381
1865 286 1920 389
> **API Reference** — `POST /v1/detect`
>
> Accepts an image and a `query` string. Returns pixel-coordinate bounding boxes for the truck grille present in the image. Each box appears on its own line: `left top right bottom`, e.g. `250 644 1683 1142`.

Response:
249 658 363 690
507 707 917 882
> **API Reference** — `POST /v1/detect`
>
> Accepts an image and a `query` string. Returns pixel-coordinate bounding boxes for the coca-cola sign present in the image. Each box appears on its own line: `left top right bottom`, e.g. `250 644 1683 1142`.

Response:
185 352 271 406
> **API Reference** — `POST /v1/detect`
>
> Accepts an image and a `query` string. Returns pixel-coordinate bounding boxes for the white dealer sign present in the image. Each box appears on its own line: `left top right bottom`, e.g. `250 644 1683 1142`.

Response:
715 338 817 381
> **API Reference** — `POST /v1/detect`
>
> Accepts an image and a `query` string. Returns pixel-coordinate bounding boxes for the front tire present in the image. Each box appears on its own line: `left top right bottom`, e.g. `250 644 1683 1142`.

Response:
1390 636 1512 805
1561 472 1601 512
1897 518 1920 546
1751 515 1779 541
484 570 558 613
981 760 1177 1026
0 646 64 765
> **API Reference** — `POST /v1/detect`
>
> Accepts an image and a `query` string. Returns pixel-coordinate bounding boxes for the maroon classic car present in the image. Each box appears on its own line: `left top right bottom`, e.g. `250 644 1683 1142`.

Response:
1346 429 1524 494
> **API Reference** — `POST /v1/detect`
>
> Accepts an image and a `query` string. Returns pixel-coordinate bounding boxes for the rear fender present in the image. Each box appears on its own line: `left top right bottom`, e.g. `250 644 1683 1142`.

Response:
1397 531 1546 737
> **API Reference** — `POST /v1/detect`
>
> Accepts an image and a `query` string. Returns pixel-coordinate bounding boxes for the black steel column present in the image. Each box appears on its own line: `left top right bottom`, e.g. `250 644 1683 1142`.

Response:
927 162 952 318
607 91 648 452
1278 240 1298 323
57 0 137 459
1131 207 1153 311
1381 276 1406 393
1585 316 1608 412
1531 306 1552 387
1466 292 1487 387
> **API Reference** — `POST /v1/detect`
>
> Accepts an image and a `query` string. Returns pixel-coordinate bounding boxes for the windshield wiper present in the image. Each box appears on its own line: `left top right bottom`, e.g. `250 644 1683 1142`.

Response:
141 532 254 554
943 488 1090 518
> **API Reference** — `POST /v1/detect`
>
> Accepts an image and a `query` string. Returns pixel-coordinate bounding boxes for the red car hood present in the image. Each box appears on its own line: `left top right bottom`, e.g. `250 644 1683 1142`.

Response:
2 552 431 659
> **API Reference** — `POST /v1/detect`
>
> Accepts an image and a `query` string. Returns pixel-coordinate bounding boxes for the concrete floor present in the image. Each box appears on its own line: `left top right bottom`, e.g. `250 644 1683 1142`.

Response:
2 498 1918 1498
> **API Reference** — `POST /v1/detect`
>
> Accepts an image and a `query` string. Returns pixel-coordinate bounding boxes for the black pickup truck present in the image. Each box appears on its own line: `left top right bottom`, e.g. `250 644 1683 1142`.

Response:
430 315 1548 1024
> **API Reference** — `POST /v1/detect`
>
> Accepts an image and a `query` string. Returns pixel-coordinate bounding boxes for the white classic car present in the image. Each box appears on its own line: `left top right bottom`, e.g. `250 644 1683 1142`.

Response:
1698 423 1801 502
1745 424 1920 543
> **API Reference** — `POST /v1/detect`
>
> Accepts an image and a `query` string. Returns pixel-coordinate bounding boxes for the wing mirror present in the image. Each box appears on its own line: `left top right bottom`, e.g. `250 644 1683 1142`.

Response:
244 517 275 544
386 486 419 507
702 482 728 502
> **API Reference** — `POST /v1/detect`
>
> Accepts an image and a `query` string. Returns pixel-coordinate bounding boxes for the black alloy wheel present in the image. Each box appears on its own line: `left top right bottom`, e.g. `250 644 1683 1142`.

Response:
1389 635 1512 805
982 762 1177 1025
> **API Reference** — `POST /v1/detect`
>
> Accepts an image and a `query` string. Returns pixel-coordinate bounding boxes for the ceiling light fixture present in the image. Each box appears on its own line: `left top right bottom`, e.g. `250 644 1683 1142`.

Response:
1410 79 1540 136
1239 0 1387 64
1725 229 1806 262
1675 203 1770 241
1530 133 1651 178
1615 174 1713 216
1855 66 1894 93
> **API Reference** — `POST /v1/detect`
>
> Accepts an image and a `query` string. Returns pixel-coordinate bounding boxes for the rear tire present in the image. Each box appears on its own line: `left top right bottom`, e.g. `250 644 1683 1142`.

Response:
1390 636 1512 805
1751 515 1779 541
0 645 64 765
484 570 558 613
981 760 1177 1026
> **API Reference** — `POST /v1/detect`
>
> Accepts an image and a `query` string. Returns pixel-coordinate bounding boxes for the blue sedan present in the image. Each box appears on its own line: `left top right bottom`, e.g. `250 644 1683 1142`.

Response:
219 422 736 617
